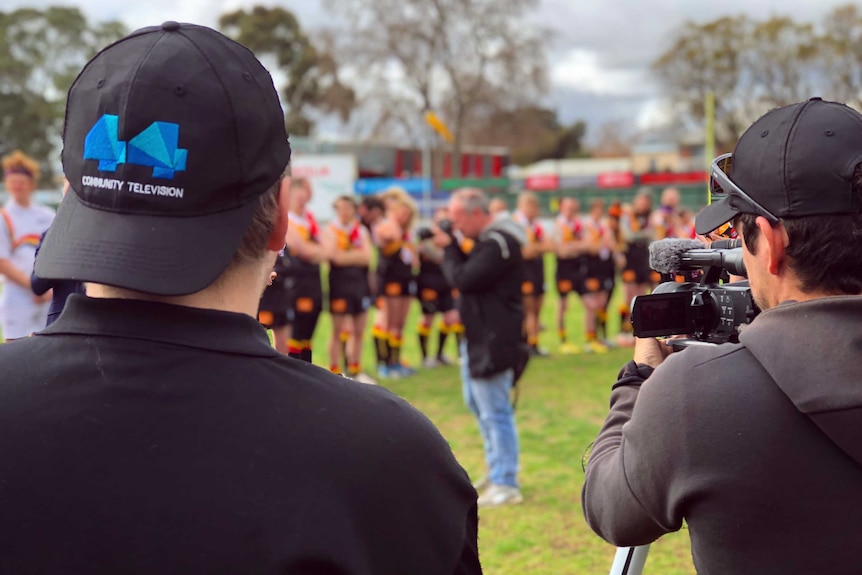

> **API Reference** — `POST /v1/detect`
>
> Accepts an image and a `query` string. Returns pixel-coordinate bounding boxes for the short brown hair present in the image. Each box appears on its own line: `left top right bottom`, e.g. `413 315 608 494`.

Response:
230 180 281 266
734 163 862 295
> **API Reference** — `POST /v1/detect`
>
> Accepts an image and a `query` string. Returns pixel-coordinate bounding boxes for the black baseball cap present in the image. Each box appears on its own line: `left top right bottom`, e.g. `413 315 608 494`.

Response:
36 22 291 295
696 98 862 235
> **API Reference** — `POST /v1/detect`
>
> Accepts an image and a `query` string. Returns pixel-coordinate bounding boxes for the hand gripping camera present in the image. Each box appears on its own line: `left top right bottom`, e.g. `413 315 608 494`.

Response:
630 238 759 347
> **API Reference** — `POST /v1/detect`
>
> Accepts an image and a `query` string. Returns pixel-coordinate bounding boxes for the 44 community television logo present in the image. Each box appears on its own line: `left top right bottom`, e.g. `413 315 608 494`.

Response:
84 114 187 179
81 114 187 199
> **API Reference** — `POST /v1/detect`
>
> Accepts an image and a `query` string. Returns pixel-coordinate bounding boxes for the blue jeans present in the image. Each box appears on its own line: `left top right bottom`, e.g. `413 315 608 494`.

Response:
460 342 519 488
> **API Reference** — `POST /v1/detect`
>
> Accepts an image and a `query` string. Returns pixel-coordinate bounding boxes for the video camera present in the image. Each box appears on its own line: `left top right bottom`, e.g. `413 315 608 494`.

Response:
630 238 759 348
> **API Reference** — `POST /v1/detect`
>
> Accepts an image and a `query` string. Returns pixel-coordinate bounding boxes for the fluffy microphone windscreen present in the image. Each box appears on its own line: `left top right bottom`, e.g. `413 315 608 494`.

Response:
648 238 706 274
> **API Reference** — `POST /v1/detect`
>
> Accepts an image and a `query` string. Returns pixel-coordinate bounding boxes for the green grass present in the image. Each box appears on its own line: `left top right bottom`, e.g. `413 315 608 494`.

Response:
309 256 697 575
4 256 696 573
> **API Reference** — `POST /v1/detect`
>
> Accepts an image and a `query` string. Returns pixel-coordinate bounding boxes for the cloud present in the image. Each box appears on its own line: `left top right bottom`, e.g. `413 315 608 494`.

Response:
2 0 327 33
535 0 854 137
551 49 654 97
4 0 857 140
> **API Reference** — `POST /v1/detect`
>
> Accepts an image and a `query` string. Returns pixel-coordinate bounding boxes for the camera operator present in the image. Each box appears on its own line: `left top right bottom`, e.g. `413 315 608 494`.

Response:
436 188 528 507
582 98 862 574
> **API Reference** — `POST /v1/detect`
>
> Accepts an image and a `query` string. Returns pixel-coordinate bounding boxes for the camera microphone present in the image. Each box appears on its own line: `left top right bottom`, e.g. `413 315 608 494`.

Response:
649 238 747 277
648 238 705 274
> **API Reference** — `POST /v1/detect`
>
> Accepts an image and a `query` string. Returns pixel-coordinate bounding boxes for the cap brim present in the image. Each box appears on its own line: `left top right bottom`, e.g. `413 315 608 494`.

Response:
695 200 740 236
35 189 259 296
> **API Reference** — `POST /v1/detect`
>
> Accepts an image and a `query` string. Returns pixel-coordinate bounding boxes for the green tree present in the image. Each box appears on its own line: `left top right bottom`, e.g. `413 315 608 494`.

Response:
219 6 355 137
820 4 862 108
653 16 752 151
469 105 587 165
747 17 818 107
0 7 125 182
653 14 819 150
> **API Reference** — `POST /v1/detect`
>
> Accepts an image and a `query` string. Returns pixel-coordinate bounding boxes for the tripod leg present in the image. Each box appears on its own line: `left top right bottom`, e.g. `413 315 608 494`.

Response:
608 545 650 575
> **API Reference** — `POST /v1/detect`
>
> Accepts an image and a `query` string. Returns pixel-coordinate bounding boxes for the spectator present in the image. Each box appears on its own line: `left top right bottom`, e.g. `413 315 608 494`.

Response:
617 189 659 346
321 195 374 381
438 187 528 507
256 237 292 353
579 198 615 353
552 197 588 354
372 187 418 378
0 150 54 340
513 191 553 357
0 22 480 574
282 177 326 362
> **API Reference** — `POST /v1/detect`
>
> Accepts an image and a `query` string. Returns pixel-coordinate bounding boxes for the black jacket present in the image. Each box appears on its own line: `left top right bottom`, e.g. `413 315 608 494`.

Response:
30 229 85 326
443 215 526 379
583 297 862 574
0 296 480 575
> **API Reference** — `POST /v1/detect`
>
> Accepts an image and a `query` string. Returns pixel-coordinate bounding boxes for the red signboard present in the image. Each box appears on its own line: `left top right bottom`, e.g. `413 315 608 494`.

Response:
639 171 708 185
491 155 503 177
597 172 635 188
525 174 559 191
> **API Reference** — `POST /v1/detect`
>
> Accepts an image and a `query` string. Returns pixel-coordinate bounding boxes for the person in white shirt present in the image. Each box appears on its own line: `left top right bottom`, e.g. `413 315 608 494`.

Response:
0 151 55 341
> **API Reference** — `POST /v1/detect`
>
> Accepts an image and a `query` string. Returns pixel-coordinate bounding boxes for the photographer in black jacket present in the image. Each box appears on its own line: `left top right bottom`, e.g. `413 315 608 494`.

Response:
583 98 862 574
436 188 528 507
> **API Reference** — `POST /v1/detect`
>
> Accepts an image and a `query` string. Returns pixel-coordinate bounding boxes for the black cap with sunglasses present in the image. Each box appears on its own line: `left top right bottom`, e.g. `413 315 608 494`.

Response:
696 97 862 236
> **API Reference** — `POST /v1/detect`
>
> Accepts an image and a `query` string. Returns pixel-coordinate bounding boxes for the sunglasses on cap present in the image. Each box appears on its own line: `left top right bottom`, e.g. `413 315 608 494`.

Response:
710 153 780 225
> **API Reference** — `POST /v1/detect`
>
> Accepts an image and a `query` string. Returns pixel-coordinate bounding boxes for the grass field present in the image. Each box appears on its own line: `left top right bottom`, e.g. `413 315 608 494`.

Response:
308 259 697 575
3 256 696 573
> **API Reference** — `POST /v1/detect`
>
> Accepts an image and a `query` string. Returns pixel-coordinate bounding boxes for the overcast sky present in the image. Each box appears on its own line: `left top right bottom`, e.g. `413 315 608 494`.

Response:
6 0 856 140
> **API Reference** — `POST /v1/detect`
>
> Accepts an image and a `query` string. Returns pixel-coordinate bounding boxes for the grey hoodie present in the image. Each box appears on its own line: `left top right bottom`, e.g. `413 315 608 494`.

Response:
482 213 527 249
583 296 862 574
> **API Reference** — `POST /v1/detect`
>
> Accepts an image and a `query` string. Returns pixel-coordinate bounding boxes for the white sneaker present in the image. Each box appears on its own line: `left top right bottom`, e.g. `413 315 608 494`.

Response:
422 357 440 368
477 483 523 508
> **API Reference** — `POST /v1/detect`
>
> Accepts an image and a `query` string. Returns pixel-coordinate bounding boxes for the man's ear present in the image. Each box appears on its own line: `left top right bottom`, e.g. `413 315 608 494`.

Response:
267 177 291 252
756 216 786 275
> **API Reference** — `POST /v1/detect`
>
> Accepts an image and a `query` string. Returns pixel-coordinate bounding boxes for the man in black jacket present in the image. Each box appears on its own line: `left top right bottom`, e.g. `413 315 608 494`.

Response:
583 98 862 574
0 23 480 575
437 188 527 507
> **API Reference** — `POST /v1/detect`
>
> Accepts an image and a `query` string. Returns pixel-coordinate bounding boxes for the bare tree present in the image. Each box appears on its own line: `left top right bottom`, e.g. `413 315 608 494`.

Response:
653 16 754 150
324 0 549 165
590 120 635 159
820 4 862 108
747 17 819 108
219 6 356 136
653 14 821 150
